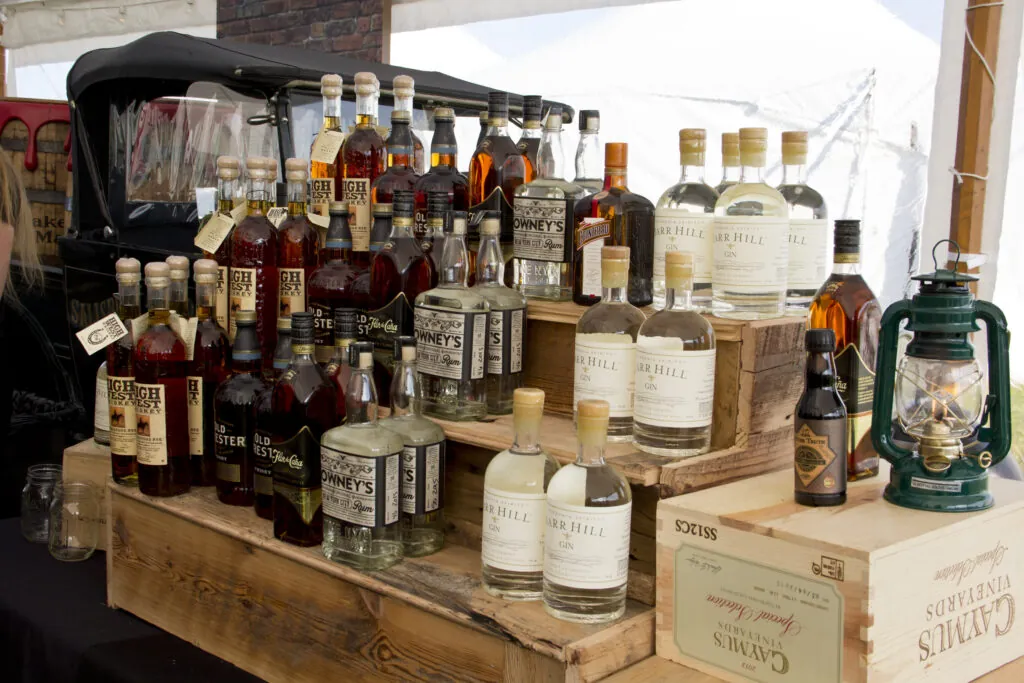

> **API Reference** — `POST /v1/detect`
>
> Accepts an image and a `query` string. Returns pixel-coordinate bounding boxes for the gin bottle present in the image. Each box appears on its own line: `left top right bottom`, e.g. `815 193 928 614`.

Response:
324 307 358 422
715 132 740 195
481 388 560 600
778 131 829 310
544 399 632 623
322 341 405 570
574 110 602 193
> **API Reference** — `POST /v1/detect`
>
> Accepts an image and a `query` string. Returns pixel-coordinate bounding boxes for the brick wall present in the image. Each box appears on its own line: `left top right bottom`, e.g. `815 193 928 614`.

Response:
217 0 384 62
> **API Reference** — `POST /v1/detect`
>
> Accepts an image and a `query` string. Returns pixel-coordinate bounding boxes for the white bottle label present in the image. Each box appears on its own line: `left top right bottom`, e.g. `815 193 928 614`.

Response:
187 376 204 456
654 210 713 283
135 382 168 466
787 218 830 289
414 307 488 381
94 374 109 432
228 267 258 341
513 197 567 262
634 342 716 428
278 267 306 317
343 177 372 248
487 308 525 376
544 499 632 590
481 487 547 572
713 216 790 293
310 178 335 217
574 335 635 418
321 446 400 528
401 442 444 515
582 241 604 297
215 266 229 331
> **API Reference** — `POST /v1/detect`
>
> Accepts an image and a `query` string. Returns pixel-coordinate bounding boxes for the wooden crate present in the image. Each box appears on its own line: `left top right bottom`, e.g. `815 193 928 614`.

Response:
62 438 111 551
655 466 1024 682
107 484 654 683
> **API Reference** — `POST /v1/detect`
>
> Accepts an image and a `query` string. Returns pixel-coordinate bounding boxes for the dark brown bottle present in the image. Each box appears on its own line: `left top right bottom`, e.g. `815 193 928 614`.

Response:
342 72 387 251
277 159 319 320
389 74 426 174
794 329 847 507
370 204 393 256
253 316 292 520
166 255 191 317
324 307 358 423
421 190 448 274
372 110 420 217
204 156 242 333
413 107 468 236
516 95 544 177
108 257 142 485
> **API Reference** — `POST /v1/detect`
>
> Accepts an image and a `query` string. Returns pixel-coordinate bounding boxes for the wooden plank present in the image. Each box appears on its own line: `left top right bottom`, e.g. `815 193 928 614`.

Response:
62 439 111 551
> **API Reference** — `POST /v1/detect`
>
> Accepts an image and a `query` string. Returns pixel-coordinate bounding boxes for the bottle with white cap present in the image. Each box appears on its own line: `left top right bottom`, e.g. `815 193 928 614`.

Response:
310 73 344 218
166 255 190 317
108 257 142 484
777 130 829 309
277 158 319 320
389 74 426 174
189 258 231 487
342 72 387 245
574 110 602 193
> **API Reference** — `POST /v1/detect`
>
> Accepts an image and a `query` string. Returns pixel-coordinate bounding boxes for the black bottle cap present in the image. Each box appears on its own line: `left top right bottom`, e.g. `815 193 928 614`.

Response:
427 190 449 216
393 335 416 360
290 311 315 344
393 190 415 218
333 308 358 340
488 91 509 118
805 328 837 353
547 105 563 122
579 109 600 131
834 219 860 255
234 310 256 324
523 95 543 121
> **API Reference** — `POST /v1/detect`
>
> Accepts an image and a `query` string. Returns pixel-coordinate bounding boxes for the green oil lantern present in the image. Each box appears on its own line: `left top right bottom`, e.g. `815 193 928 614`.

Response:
871 240 1011 512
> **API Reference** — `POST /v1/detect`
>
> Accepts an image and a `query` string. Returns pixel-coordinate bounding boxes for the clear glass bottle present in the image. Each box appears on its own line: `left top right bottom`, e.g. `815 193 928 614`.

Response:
481 388 560 600
322 341 405 570
715 132 740 195
94 361 109 446
324 307 357 422
712 128 790 319
390 74 426 174
778 131 829 310
310 74 344 218
574 110 602 193
108 257 141 484
473 215 526 415
653 129 717 310
574 246 645 442
633 252 716 456
381 336 446 557
513 111 585 301
415 212 490 420
166 255 190 317
516 95 544 176
544 399 632 623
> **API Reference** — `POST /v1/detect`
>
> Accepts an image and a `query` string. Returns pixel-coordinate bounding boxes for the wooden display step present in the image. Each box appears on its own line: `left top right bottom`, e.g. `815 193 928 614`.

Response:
107 484 655 683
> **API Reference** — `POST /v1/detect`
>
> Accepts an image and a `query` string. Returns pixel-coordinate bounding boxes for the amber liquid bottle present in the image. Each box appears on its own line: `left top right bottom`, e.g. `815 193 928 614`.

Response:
372 110 421 219
414 107 468 236
135 262 190 497
794 328 847 506
204 156 242 333
188 259 231 486
166 255 190 317
516 95 544 178
310 74 345 218
422 190 448 274
277 159 319 321
271 312 338 546
108 257 141 485
389 74 426 173
324 307 358 422
370 204 393 256
230 156 279 370
342 72 387 254
253 317 292 520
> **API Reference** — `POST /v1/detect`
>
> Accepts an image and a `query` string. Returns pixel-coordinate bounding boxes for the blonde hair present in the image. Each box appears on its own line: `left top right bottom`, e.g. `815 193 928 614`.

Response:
0 152 42 299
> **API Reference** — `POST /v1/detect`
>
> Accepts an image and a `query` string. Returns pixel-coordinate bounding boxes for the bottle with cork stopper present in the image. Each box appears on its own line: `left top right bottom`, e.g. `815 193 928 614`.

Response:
389 74 426 173
166 255 190 317
206 155 241 332
372 109 421 219
277 158 319 321
777 130 829 310
108 256 142 485
342 72 387 245
310 73 344 218
715 132 741 195
189 258 231 487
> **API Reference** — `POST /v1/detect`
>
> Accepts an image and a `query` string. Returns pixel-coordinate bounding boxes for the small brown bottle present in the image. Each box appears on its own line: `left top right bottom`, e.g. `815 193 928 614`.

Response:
794 329 847 506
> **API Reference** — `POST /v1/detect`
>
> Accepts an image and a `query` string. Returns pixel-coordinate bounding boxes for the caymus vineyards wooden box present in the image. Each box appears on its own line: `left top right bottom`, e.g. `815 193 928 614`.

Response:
656 466 1024 683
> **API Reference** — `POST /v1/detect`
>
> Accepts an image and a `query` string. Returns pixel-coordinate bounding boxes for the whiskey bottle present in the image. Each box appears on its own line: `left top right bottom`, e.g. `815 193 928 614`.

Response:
421 190 448 273
230 156 279 367
516 95 544 175
481 388 560 600
633 252 716 456
271 312 338 546
277 159 319 321
715 132 740 195
415 213 490 420
310 74 345 218
808 219 881 481
324 307 358 422
794 328 847 506
166 255 190 317
253 316 291 520
205 156 243 332
381 336 446 557
374 110 421 214
653 129 717 310
475 110 488 151
712 128 789 319
572 143 655 307
342 72 387 249
272 315 293 376
574 110 603 193
214 310 270 506
322 341 404 570
370 203 392 256
413 107 468 236
189 259 231 486
389 74 426 174
135 261 190 497
474 215 526 415
778 131 829 310
94 362 109 446
513 110 586 301
265 158 279 214
108 257 142 484
574 246 645 442
544 399 632 623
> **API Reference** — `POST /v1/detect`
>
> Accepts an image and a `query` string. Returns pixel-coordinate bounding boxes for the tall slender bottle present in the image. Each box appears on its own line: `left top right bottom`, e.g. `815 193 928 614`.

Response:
778 131 829 310
474 215 526 415
715 132 741 195
310 74 345 219
277 158 319 321
108 257 141 485
653 129 717 310
205 156 243 332
322 341 405 570
390 75 426 174
373 110 421 214
135 262 190 497
574 110 602 193
712 128 789 319
381 336 447 557
166 256 190 317
476 111 488 151
413 107 468 235
516 95 544 176
253 316 291 520
342 72 387 250
324 307 358 422
794 328 847 506
421 190 448 273
544 399 632 623
94 362 109 446
370 203 393 256
481 388 560 600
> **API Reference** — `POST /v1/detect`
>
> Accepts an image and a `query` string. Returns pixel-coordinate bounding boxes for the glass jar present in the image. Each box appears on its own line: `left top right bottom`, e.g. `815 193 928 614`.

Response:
48 481 101 562
20 464 63 543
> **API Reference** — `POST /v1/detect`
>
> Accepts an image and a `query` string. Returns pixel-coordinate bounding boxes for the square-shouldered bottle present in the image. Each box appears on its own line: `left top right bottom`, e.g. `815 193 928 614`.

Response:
277 159 320 320
310 74 345 218
778 131 829 310
108 257 142 485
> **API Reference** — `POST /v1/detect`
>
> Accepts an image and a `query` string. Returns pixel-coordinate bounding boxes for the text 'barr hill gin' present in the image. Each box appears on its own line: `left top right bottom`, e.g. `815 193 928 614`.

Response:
778 131 829 310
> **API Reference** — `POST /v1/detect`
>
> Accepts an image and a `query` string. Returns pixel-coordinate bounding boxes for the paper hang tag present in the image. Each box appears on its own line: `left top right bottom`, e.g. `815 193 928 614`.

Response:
230 203 248 224
131 313 149 341
194 213 236 254
75 313 129 355
267 207 289 228
310 130 345 165
170 314 199 361
307 211 331 229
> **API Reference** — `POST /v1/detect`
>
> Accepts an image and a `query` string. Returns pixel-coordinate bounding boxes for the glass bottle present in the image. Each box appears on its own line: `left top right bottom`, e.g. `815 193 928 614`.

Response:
322 341 405 570
516 95 544 176
253 316 291 521
188 259 231 486
277 158 319 321
574 246 645 442
230 156 279 368
712 127 790 319
715 132 741 195
415 213 490 420
204 155 242 332
271 316 293 377
21 464 62 543
633 251 716 456
574 110 602 193
794 328 847 506
381 336 446 557
265 158 280 214
108 257 141 484
807 219 881 481
653 129 717 310
373 110 421 215
413 107 468 237
310 74 345 218
572 143 655 307
271 312 338 546
513 110 585 301
94 361 109 446
370 203 392 256
543 399 632 623
214 310 269 506
166 255 190 317
421 190 449 273
476 111 488 151
390 74 426 174
342 72 387 248
135 262 190 497
481 388 560 600
474 215 527 415
778 131 829 310
324 307 358 422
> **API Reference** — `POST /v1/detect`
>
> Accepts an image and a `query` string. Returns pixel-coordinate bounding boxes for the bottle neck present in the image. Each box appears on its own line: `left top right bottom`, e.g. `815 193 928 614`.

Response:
170 279 188 308
196 281 216 320
520 122 543 140
475 233 504 284
720 165 741 184
601 282 628 303
486 117 510 139
781 162 808 185
345 367 379 424
511 414 542 455
356 92 378 126
323 94 342 131
430 120 458 169
389 358 421 417
739 163 766 184
833 253 861 275
679 163 705 184
576 130 601 180
805 351 838 390
146 282 171 323
603 167 627 191
233 350 262 375
392 216 415 239
537 128 565 180
218 177 239 213
576 437 607 466
665 282 693 310
287 179 307 216
247 176 270 214
388 122 413 168
426 218 445 238
395 93 413 115
440 233 469 286
118 281 141 318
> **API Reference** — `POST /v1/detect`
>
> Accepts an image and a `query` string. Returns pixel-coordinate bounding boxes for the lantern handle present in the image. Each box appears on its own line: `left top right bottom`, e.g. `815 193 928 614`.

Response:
973 301 1012 467
932 239 962 272
871 300 914 464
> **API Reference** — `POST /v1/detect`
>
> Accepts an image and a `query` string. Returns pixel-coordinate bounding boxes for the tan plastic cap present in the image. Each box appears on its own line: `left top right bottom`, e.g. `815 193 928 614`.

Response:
480 217 500 236
605 142 628 169
285 158 308 181
277 316 292 331
144 261 170 283
722 132 740 166
665 250 694 289
739 128 768 166
602 245 629 288
545 113 562 132
393 74 415 96
217 155 241 180
602 245 629 261
577 399 610 446
234 309 256 323
434 107 455 121
320 73 343 97
513 387 545 422
166 255 189 279
578 399 609 419
391 109 411 123
267 157 278 174
781 130 808 165
354 71 378 96
679 128 706 166
115 257 141 274
193 258 218 283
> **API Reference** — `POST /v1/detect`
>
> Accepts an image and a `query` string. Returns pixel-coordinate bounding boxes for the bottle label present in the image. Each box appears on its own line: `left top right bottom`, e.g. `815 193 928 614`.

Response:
215 266 230 331
309 301 335 364
321 445 400 528
278 268 306 317
108 376 137 457
414 307 488 381
228 267 258 341
194 213 235 254
94 374 109 433
577 217 610 298
266 207 289 228
834 343 878 475
359 292 412 355
135 382 168 466
253 427 276 496
487 308 525 376
187 376 204 456
574 335 635 418
513 197 569 262
76 312 128 356
470 186 514 238
794 420 847 494
401 441 445 515
310 130 345 165
788 218 830 289
343 178 372 249
481 487 547 572
544 499 632 590
712 216 790 292
311 178 335 217
653 210 713 283
634 344 716 428
273 425 322 525
214 416 249 484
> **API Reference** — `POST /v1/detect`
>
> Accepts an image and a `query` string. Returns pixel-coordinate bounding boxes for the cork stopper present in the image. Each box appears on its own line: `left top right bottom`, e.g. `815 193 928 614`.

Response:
115 257 141 283
434 107 455 121
679 128 706 167
267 157 278 177
577 399 610 447
781 130 808 165
352 341 374 370
217 155 241 180
580 110 599 132
393 74 414 97
721 133 740 167
605 142 628 170
166 255 189 280
480 216 500 236
246 156 270 180
544 111 562 132
193 258 218 281
513 388 545 429
320 73 343 97
451 212 468 235
285 158 308 182
354 72 378 96
602 245 629 289
277 315 292 331
391 109 411 123
234 309 257 324
665 250 694 292
394 335 416 362
739 128 768 167
144 261 170 286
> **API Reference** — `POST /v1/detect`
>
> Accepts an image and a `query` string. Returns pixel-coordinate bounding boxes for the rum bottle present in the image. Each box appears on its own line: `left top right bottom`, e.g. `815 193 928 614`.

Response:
389 74 425 174
574 110 602 193
166 255 190 317
372 110 420 215
715 132 740 195
778 131 829 309
108 257 142 485
342 72 387 250
205 155 243 332
310 74 345 218
324 307 358 422
253 316 291 520
277 158 319 320
413 107 468 235
794 328 847 506
516 95 544 175
421 190 448 273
